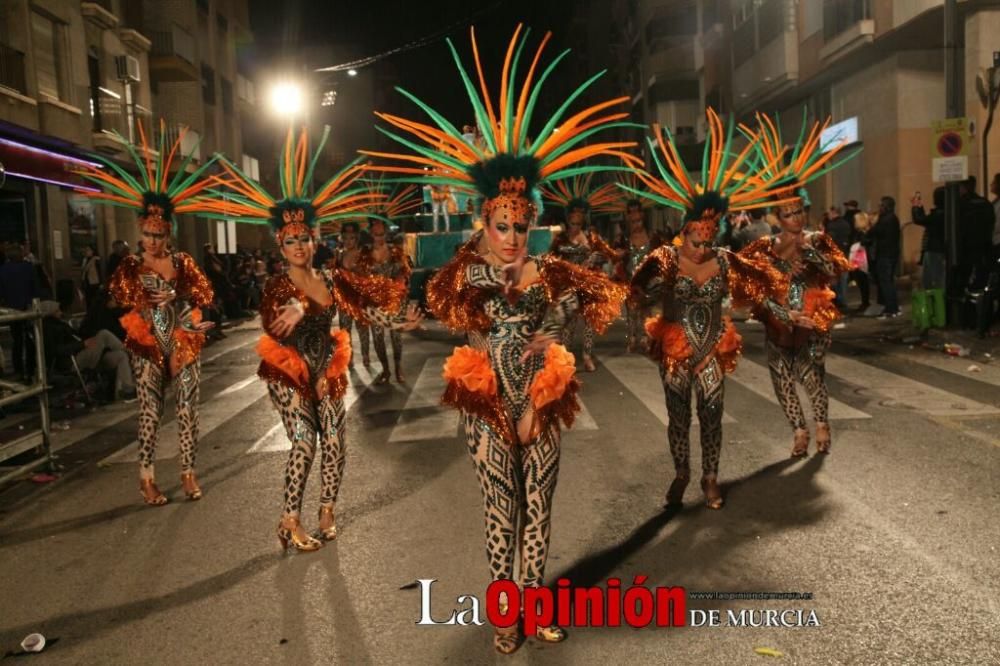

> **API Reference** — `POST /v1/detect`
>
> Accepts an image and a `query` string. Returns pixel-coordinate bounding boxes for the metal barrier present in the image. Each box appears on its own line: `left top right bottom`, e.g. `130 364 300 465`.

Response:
0 300 52 486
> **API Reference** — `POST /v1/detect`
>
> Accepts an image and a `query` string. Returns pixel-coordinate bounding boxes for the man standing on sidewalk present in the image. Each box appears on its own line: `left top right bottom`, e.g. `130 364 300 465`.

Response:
870 196 901 318
824 205 852 310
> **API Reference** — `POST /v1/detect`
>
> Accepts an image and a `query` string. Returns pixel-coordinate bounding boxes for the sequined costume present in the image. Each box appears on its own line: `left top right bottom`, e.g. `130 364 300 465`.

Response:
362 24 637 628
357 243 413 380
428 235 625 588
74 121 221 496
202 126 392 543
621 230 667 350
632 245 787 480
548 231 604 359
736 109 859 453
258 268 406 516
332 243 362 366
740 233 849 434
109 252 214 475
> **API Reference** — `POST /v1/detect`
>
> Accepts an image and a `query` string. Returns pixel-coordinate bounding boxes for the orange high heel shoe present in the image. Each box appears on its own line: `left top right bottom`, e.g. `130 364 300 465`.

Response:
180 471 202 501
277 517 322 553
140 478 168 506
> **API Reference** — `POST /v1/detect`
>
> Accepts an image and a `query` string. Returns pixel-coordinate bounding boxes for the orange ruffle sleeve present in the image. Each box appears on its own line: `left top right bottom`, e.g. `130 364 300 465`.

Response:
528 343 581 432
537 255 627 334
441 346 512 441
331 268 407 326
425 235 493 333
175 252 214 307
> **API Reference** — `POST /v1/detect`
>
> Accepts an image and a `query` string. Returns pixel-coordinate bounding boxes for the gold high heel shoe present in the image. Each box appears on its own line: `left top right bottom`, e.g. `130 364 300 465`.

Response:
277 517 322 553
534 624 567 643
815 422 831 454
493 625 524 655
701 477 724 510
139 478 168 506
791 428 810 458
180 471 202 501
316 505 337 541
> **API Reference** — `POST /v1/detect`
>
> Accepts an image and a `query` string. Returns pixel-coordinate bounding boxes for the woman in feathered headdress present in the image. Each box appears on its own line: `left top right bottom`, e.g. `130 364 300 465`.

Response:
626 108 796 510
74 122 219 506
736 112 857 457
351 179 420 383
606 166 668 352
362 25 634 653
204 127 423 552
541 174 623 371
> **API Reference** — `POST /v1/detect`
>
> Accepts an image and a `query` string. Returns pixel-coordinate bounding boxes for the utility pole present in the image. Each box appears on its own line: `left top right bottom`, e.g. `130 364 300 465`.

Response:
943 0 962 324
981 52 1000 196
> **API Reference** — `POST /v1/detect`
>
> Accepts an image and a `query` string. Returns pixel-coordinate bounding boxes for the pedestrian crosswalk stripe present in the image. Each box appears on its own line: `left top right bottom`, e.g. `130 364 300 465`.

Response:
731 358 871 420
246 364 375 453
823 353 1000 417
601 355 737 427
389 357 458 442
103 373 269 464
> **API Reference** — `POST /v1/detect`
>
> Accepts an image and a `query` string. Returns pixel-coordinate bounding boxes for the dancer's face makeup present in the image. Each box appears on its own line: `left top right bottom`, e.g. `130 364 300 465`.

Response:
281 232 315 268
682 223 715 264
486 208 528 262
777 203 806 234
567 208 585 230
141 224 168 256
342 228 358 249
626 205 644 228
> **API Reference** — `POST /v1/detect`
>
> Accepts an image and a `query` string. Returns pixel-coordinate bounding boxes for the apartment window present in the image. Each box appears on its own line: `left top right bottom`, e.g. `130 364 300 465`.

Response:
216 14 228 35
236 73 255 104
241 154 259 181
646 4 697 49
201 63 215 105
758 0 788 48
823 0 871 41
31 10 69 101
221 77 233 113
732 15 755 67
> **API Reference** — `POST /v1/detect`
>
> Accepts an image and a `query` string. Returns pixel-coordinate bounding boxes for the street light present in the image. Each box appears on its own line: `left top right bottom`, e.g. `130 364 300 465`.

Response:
268 81 306 119
347 69 358 77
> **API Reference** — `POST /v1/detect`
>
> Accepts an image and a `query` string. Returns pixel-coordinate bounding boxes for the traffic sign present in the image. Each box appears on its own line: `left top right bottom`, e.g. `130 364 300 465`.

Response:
931 117 970 182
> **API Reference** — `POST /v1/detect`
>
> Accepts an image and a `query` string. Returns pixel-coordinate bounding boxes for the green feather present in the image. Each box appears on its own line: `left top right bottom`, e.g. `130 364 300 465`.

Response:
394 88 473 155
445 37 497 154
713 113 736 191
304 126 333 191
518 48 571 151
617 183 685 211
534 69 605 152
374 126 471 173
504 28 530 151
538 122 645 167
170 153 220 199
166 132 208 195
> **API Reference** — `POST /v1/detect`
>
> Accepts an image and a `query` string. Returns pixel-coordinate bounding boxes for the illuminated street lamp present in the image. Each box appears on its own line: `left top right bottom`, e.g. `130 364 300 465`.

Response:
347 69 358 77
268 81 306 120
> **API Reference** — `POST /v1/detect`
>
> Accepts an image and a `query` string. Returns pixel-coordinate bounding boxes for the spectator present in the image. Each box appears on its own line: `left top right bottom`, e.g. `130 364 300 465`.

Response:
80 244 102 308
41 301 135 401
105 240 129 280
78 286 126 341
824 206 852 309
313 239 334 269
733 208 772 250
0 243 37 379
956 176 995 293
844 200 872 312
869 196 901 318
912 187 946 290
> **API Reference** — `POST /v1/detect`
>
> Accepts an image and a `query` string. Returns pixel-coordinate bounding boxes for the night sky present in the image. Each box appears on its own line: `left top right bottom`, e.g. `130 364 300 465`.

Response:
245 0 605 157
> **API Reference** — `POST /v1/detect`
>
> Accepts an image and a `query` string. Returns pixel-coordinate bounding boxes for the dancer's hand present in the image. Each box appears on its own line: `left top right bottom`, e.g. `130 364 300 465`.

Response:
193 321 215 332
148 288 176 307
270 301 305 338
788 310 816 329
520 332 557 363
501 244 528 296
400 303 424 331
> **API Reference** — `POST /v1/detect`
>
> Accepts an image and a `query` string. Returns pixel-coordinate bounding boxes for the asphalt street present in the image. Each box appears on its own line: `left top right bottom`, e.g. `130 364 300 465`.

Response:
1 315 998 665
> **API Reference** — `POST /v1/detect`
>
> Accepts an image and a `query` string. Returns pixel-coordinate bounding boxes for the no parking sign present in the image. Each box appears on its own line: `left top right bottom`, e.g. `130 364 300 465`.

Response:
931 117 969 182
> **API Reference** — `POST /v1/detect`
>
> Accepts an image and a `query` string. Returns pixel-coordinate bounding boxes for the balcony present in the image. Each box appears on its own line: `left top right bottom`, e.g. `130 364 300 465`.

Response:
733 30 799 109
157 123 202 164
819 18 875 63
149 24 198 81
90 86 154 154
81 1 119 31
645 37 702 80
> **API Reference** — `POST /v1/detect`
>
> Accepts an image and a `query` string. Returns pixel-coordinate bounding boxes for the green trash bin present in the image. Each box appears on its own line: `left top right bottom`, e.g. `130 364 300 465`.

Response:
928 288 947 328
911 289 930 331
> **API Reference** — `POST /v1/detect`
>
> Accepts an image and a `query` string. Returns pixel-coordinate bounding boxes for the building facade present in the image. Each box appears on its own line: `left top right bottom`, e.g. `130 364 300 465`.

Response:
615 0 1000 271
0 0 266 294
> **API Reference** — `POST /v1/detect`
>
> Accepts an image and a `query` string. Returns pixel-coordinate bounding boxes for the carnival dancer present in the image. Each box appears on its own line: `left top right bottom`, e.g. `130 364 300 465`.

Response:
626 108 796 510
75 122 219 506
543 175 623 371
362 25 635 653
331 221 362 368
356 182 420 383
204 127 423 551
737 112 857 457
610 169 666 352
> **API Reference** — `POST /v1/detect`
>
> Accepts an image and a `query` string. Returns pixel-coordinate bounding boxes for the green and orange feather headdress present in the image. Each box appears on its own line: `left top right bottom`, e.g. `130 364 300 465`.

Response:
200 126 385 240
72 120 219 233
540 172 622 216
360 24 643 223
